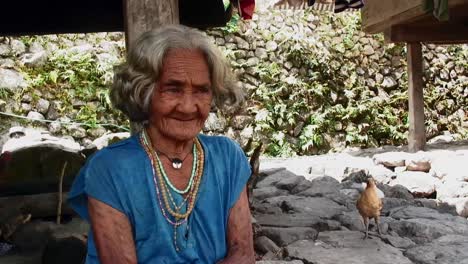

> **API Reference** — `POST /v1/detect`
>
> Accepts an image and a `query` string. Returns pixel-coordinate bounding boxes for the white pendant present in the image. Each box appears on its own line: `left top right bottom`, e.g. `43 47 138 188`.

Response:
172 158 182 169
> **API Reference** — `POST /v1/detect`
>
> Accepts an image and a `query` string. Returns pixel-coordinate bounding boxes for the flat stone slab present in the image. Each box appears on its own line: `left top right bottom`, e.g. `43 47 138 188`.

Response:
286 231 413 264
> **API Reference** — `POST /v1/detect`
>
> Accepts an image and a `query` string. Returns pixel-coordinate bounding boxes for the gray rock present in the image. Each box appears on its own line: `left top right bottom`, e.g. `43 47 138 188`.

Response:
87 126 107 138
438 197 468 218
46 101 60 120
0 58 15 68
297 176 340 197
385 184 414 200
340 188 360 200
28 42 44 53
203 113 226 132
260 227 318 247
405 152 431 172
254 187 289 201
388 206 468 243
91 132 130 150
230 115 253 130
0 253 41 264
20 51 48 67
275 175 307 192
66 44 93 55
21 103 32 112
263 196 347 219
246 57 260 67
256 261 303 264
266 41 278 52
335 211 363 231
22 94 32 103
36 98 50 115
405 235 468 264
257 169 298 188
362 45 375 55
380 234 416 249
255 236 280 255
68 125 87 139
235 36 250 50
10 39 26 55
11 221 56 251
26 111 45 121
215 38 225 46
48 121 62 134
373 152 409 168
390 171 439 198
381 76 397 88
0 69 27 92
255 213 342 231
0 44 11 56
255 48 268 60
381 198 416 214
286 231 413 264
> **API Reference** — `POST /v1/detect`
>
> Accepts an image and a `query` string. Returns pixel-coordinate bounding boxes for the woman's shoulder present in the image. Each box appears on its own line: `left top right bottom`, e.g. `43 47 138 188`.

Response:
198 134 241 150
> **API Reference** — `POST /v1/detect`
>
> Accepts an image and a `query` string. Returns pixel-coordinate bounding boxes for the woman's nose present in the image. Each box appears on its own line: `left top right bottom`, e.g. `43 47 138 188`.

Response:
177 91 198 113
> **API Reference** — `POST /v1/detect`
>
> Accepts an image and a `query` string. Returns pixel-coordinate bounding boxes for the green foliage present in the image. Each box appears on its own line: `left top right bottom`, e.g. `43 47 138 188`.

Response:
239 11 447 156
16 36 128 131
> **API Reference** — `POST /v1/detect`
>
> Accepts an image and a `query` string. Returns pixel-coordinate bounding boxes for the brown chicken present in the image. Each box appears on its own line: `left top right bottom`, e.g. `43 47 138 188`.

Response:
356 177 383 239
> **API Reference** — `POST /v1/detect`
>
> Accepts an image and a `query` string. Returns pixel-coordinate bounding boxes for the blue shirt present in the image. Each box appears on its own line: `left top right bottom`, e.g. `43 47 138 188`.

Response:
68 134 251 264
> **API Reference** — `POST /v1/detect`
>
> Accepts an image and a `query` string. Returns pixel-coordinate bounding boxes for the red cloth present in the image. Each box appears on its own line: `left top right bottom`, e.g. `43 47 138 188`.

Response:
239 0 255 20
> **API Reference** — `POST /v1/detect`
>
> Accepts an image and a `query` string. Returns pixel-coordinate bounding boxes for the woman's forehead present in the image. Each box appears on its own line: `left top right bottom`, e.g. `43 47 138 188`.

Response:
160 49 210 79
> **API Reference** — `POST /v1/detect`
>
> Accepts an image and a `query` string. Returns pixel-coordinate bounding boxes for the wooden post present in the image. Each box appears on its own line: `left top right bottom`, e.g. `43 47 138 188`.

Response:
123 0 179 133
123 0 179 51
407 42 426 152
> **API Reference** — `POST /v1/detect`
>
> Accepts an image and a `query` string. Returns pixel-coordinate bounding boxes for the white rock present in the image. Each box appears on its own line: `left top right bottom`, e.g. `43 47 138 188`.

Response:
373 152 409 167
0 68 27 92
92 132 130 150
390 171 439 197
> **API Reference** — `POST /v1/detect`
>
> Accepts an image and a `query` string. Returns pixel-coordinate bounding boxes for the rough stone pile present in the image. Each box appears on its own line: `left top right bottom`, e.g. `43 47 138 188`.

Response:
0 129 467 263
1 9 467 153
252 167 468 264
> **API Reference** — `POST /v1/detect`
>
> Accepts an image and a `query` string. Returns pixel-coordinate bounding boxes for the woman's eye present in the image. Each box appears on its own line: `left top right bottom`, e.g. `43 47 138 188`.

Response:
164 87 181 93
198 87 211 93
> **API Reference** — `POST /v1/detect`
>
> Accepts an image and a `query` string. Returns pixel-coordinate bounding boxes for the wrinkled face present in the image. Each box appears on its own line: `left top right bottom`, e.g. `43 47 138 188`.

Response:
148 49 213 142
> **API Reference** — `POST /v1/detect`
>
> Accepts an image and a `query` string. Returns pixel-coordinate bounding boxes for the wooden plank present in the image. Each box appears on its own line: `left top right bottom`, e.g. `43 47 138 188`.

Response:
362 0 423 34
362 0 467 34
407 42 426 152
0 192 74 219
123 0 179 134
385 22 468 43
123 0 179 49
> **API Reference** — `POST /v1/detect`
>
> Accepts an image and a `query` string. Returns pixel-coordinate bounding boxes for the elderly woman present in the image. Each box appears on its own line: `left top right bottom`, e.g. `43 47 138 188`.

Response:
68 25 255 263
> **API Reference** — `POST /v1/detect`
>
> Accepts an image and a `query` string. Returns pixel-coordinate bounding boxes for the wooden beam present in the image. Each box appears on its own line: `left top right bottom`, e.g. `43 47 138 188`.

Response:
0 192 74 219
385 21 468 43
123 0 179 133
123 0 179 49
407 42 426 152
361 0 467 34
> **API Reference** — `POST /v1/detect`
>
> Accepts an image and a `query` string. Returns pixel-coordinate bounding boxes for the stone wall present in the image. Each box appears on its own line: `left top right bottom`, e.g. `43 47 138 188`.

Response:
0 10 467 156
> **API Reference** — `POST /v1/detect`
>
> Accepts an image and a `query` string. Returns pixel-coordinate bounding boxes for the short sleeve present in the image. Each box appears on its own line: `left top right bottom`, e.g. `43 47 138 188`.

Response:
227 139 252 209
68 151 127 221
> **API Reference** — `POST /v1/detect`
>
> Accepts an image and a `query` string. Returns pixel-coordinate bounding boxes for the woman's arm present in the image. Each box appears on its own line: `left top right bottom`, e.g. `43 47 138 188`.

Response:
88 197 137 264
218 188 255 264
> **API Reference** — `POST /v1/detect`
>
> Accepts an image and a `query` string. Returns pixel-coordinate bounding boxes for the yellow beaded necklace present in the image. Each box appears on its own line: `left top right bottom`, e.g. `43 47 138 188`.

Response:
141 129 204 220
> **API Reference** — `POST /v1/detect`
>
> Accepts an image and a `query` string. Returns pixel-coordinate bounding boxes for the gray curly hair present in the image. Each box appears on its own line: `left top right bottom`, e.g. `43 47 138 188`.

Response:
110 24 243 122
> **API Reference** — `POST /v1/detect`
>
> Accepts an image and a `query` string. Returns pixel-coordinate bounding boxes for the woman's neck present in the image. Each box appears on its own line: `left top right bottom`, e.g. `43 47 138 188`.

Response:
146 126 194 156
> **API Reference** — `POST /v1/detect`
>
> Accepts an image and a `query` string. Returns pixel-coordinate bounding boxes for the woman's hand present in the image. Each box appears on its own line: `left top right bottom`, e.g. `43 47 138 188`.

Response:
218 188 255 264
88 197 137 264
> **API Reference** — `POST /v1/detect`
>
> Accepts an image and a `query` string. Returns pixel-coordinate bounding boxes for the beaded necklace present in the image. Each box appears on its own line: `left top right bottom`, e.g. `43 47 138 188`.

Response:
142 132 197 195
155 145 197 194
140 129 205 251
